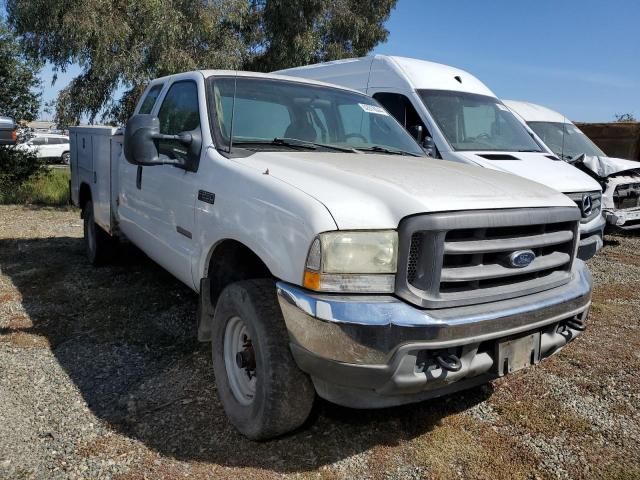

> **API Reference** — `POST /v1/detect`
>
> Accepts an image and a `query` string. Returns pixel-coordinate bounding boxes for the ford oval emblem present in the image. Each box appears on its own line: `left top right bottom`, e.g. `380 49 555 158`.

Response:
509 250 536 268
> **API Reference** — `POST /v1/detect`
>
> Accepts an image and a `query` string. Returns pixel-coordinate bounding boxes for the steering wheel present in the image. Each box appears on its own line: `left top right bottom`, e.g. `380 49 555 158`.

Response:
344 133 368 143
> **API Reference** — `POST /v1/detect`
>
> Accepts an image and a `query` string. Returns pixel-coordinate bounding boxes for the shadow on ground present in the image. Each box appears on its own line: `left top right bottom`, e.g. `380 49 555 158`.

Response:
0 235 492 473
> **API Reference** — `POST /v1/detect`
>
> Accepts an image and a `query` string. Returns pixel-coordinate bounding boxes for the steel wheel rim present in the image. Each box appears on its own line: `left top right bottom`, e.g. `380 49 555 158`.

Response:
223 316 257 406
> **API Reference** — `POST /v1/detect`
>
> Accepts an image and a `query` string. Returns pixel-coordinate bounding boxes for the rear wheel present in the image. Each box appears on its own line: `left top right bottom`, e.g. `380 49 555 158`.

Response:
211 279 315 440
83 200 114 265
61 152 70 165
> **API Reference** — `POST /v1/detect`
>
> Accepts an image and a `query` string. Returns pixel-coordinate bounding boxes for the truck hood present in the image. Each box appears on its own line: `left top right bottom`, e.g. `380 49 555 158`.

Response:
456 151 602 194
237 152 576 229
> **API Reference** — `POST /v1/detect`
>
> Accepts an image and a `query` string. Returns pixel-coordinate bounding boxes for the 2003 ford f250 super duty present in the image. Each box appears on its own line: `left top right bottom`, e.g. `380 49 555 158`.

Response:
70 70 592 440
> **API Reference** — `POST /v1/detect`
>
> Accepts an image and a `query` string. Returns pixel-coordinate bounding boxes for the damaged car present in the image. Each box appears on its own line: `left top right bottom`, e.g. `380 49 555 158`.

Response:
505 100 640 231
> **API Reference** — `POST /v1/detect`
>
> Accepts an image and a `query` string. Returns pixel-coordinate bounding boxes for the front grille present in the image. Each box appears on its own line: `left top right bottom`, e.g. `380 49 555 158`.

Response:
397 208 580 309
565 191 601 223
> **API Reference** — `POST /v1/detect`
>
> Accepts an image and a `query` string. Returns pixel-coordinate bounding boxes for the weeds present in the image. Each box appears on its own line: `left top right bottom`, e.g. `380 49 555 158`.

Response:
0 168 70 206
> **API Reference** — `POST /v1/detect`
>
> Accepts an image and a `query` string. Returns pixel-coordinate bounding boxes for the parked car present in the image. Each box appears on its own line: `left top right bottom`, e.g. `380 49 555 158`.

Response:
0 116 17 146
277 55 606 260
17 133 71 164
505 100 640 231
70 70 591 440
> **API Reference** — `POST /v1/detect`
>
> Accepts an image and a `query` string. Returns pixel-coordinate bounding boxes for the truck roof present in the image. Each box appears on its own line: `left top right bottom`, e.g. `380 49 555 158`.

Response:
277 55 496 97
503 100 570 124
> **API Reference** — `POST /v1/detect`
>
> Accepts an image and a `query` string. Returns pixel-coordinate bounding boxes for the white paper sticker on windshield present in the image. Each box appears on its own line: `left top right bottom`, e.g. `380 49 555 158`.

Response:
497 104 509 111
359 103 389 115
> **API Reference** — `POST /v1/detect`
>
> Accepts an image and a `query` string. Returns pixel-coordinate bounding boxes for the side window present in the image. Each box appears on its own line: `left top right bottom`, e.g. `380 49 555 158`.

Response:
138 84 163 114
31 137 46 145
157 81 200 161
373 92 428 134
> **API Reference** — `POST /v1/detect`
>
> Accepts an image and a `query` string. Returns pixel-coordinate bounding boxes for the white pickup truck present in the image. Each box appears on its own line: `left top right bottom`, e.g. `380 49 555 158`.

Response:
70 71 592 440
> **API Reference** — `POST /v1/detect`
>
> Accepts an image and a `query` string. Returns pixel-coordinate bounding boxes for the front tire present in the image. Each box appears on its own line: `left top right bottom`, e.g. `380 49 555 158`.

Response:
83 200 114 265
211 279 315 440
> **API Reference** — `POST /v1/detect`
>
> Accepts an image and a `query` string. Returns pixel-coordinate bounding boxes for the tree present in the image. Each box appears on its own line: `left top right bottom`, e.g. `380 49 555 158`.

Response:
6 0 396 125
0 19 45 201
614 113 636 123
0 20 41 122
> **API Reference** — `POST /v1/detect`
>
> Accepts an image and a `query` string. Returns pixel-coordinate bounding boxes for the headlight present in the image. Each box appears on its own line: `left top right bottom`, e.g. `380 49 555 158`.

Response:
303 231 398 293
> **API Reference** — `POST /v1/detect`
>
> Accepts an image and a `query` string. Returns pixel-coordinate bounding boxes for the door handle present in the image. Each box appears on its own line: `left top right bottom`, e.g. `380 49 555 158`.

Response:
136 166 142 189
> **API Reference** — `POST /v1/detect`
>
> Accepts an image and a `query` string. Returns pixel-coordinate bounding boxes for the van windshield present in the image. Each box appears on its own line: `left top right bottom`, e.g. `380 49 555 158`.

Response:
527 121 606 160
418 90 542 153
208 77 425 156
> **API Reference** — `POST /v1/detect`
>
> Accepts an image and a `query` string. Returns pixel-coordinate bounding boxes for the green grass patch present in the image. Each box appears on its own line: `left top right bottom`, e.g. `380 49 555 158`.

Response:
0 168 70 206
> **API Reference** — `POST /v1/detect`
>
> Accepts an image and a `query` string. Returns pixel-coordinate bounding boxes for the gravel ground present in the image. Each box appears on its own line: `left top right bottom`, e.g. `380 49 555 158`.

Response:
0 205 639 480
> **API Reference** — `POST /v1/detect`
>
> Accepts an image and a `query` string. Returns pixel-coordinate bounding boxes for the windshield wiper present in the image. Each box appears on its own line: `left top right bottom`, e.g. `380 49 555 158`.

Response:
355 145 421 157
233 138 317 150
517 149 543 152
234 138 361 153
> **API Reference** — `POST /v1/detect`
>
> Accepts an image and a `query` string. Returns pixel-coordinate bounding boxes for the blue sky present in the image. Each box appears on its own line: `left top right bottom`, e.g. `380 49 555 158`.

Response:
33 0 640 122
374 0 640 122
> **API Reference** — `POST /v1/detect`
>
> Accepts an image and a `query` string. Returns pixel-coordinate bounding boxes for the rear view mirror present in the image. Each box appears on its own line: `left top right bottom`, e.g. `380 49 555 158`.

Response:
124 114 162 165
0 116 17 146
124 114 201 170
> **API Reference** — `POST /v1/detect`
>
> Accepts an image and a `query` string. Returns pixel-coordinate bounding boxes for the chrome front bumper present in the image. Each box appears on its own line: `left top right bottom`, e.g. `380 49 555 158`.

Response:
277 261 592 408
578 214 605 260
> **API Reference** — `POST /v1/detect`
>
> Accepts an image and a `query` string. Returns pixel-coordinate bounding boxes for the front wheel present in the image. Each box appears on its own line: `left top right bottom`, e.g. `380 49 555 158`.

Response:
211 279 315 440
61 152 70 165
83 200 114 265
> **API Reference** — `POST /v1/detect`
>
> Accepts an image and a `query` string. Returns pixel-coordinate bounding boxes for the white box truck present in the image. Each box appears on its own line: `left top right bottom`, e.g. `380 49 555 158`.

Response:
70 70 591 440
277 55 606 260
505 100 640 230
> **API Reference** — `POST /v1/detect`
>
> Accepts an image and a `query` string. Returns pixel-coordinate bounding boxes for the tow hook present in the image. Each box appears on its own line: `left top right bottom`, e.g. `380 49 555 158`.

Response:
566 317 586 331
436 353 462 372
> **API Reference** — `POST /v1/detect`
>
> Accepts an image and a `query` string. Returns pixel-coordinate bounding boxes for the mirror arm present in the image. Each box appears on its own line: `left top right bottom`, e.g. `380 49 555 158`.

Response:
150 132 193 145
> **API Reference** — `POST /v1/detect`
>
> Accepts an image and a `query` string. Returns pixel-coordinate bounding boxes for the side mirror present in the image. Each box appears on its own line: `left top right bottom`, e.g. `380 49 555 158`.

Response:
0 116 17 146
422 135 436 157
124 114 162 165
124 114 201 170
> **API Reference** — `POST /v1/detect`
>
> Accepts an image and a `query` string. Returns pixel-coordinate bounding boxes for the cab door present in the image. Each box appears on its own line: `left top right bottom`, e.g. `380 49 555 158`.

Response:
133 79 202 288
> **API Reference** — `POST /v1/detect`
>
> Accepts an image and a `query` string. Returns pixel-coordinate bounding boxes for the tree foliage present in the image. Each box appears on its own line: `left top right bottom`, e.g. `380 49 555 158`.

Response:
7 0 397 125
0 18 45 200
614 113 637 123
0 19 41 122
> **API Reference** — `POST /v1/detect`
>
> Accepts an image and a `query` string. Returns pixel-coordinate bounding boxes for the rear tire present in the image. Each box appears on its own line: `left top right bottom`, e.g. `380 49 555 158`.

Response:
61 152 70 165
83 200 114 265
211 279 315 440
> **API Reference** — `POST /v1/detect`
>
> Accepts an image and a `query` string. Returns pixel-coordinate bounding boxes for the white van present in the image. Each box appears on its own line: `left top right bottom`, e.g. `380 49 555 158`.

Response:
505 100 640 230
277 55 605 260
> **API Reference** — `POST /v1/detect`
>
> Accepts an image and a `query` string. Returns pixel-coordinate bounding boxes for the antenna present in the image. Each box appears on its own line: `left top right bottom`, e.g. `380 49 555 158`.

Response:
227 8 243 154
560 115 567 160
228 71 238 154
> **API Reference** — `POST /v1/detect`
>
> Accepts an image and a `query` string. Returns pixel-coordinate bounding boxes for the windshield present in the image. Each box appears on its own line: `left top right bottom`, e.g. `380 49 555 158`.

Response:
527 121 606 160
208 77 424 156
418 90 542 152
